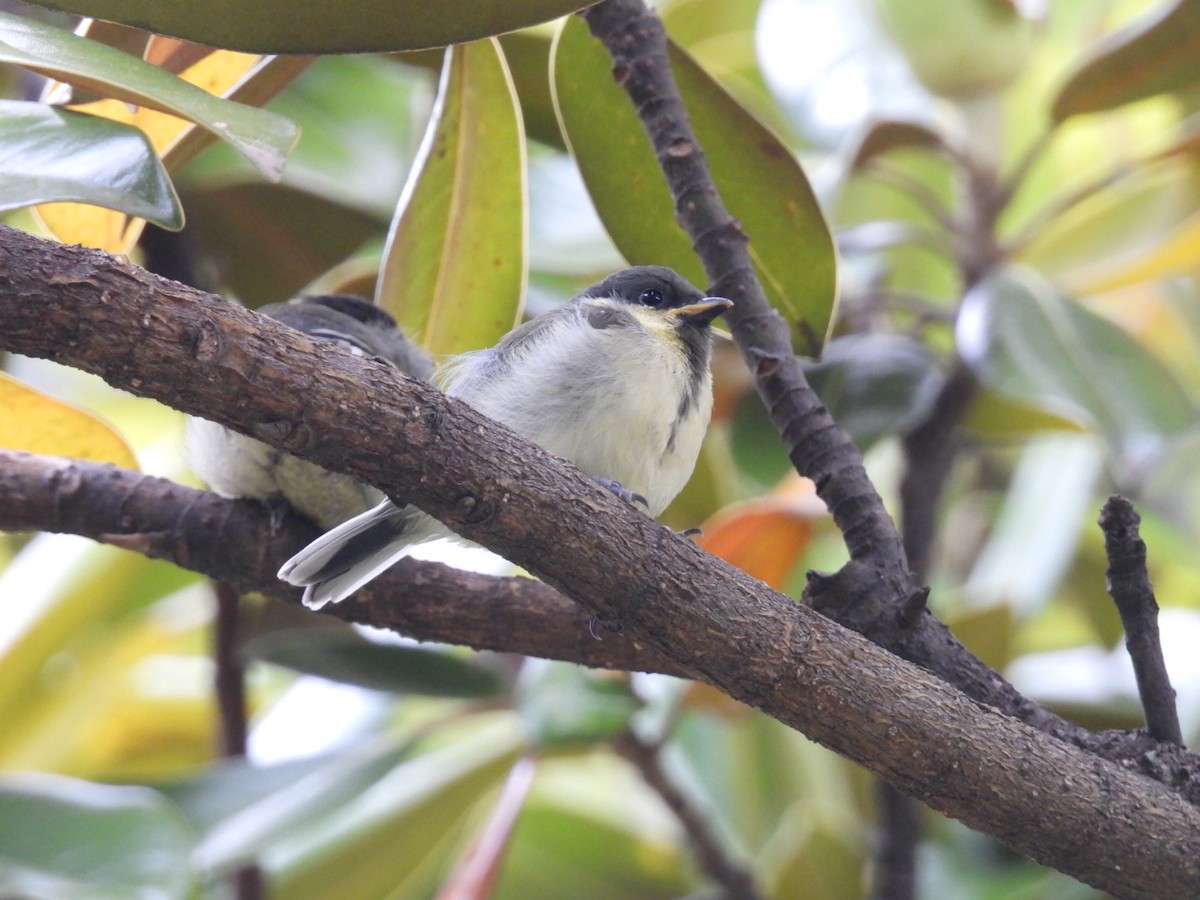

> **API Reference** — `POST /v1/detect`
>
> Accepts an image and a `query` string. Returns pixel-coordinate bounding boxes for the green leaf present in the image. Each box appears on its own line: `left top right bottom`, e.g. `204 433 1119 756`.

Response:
0 100 181 228
1053 0 1200 121
517 661 639 748
246 628 504 697
268 718 524 899
552 16 837 356
187 737 415 872
0 10 297 180
804 333 942 449
958 267 1197 472
965 387 1088 440
22 0 592 54
872 0 1035 98
0 773 195 899
377 41 527 357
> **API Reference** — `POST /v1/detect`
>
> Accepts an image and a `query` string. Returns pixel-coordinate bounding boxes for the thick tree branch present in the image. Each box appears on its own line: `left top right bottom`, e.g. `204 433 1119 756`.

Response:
4 229 1200 895
1099 496 1183 746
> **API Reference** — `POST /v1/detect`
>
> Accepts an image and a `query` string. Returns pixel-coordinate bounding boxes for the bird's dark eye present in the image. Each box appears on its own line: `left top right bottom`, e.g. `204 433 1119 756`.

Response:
638 288 665 308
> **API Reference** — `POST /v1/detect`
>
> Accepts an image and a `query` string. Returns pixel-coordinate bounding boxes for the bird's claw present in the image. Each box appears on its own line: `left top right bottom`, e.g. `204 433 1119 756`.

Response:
591 477 648 509
588 615 625 640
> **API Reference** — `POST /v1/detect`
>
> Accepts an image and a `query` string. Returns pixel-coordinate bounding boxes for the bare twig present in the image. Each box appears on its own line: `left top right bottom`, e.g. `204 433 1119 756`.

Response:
616 729 761 900
1099 496 1183 746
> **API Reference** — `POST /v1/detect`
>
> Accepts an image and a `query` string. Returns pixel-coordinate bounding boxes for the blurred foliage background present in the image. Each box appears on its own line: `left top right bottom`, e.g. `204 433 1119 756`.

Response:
2 0 1200 896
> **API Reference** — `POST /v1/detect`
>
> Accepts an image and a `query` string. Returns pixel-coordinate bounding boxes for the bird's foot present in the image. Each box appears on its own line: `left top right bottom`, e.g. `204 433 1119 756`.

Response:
587 614 625 640
591 477 648 510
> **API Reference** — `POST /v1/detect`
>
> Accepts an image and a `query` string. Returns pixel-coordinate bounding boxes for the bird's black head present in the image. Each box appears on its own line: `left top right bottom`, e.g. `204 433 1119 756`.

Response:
581 266 731 326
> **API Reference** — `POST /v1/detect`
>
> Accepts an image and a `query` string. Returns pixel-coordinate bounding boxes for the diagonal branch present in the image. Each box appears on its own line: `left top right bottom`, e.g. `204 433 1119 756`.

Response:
3 227 1200 895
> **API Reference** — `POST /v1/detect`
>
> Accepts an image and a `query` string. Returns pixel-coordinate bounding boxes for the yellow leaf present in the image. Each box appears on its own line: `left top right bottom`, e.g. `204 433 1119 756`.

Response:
0 372 137 469
1077 212 1200 293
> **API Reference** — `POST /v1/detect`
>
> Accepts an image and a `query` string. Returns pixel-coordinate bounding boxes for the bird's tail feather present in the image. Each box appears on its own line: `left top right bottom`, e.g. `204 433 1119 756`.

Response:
278 499 440 610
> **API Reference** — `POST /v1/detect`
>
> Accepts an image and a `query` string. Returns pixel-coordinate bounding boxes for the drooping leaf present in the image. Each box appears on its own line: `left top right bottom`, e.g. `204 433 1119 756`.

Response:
246 628 504 697
847 119 948 171
552 16 837 356
0 373 139 469
0 773 195 899
958 267 1197 473
0 100 180 230
1053 0 1200 121
22 0 590 53
377 40 526 357
0 10 298 180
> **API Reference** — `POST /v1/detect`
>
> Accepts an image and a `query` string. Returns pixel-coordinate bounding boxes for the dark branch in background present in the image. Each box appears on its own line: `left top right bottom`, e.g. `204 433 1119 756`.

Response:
213 581 249 757
5 238 1200 895
615 729 762 900
212 578 264 900
1099 496 1183 746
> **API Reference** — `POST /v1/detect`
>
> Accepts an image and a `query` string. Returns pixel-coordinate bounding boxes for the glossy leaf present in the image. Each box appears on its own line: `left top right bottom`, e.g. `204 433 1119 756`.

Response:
0 101 180 230
377 40 527 357
23 0 591 54
1053 0 1200 121
246 628 504 697
34 52 304 252
0 373 138 469
517 661 638 747
958 267 1197 472
0 10 298 180
0 773 195 898
552 16 837 355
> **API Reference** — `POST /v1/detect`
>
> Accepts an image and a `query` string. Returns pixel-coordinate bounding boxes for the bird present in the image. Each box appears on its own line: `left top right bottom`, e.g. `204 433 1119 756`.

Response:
278 266 733 610
186 294 434 530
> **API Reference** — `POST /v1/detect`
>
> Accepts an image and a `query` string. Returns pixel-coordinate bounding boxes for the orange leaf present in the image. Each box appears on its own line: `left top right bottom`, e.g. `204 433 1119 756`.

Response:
697 503 814 590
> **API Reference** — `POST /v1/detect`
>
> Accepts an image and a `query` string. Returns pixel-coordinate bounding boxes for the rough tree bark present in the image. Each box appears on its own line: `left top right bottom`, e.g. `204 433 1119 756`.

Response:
2 226 1199 897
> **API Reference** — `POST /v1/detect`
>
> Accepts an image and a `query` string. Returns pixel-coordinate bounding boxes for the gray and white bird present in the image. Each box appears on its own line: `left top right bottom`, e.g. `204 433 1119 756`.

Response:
186 294 434 529
278 266 732 610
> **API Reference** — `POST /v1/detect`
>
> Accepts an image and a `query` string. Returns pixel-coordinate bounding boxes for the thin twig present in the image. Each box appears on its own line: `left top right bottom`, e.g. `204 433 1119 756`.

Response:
1099 496 1183 746
213 580 249 758
615 729 762 900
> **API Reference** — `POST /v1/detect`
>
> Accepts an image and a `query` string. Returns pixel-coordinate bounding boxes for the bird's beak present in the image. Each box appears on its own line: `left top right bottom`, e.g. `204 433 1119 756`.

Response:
668 297 733 326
